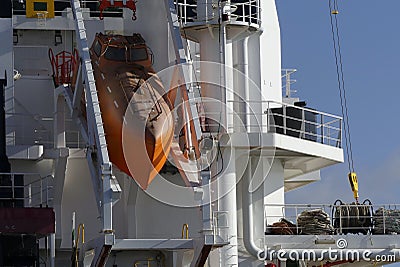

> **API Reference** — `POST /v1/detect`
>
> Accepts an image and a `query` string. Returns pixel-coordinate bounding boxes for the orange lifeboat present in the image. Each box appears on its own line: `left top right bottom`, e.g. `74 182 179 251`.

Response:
89 33 174 190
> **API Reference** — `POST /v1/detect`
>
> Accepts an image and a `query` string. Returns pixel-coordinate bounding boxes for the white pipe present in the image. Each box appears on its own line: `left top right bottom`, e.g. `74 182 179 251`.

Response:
218 147 238 266
242 37 250 132
53 42 65 148
72 211 76 248
199 29 225 132
225 41 234 133
241 35 263 258
50 233 56 267
242 159 264 258
232 37 249 132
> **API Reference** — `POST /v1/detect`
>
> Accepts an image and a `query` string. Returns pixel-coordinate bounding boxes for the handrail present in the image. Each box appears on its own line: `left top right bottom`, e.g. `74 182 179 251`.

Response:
0 172 53 207
223 100 342 148
12 0 124 16
134 258 158 267
264 203 400 235
181 223 189 239
227 100 342 120
0 172 45 176
73 223 85 266
76 223 85 246
212 211 229 243
6 112 85 148
174 0 261 26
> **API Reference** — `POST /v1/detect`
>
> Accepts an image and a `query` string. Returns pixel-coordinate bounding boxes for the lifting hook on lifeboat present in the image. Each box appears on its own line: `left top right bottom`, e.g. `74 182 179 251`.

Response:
99 0 137 20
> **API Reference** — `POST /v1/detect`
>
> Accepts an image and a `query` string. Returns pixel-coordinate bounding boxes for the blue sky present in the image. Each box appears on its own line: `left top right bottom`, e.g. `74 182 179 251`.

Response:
275 0 400 205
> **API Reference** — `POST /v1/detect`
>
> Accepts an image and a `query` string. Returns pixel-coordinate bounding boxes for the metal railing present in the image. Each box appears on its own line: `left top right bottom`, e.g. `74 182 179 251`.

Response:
174 0 261 26
229 0 261 26
174 0 197 24
12 0 123 18
6 112 54 146
213 210 230 243
226 100 342 148
281 69 297 98
6 112 86 148
0 172 53 207
264 203 400 235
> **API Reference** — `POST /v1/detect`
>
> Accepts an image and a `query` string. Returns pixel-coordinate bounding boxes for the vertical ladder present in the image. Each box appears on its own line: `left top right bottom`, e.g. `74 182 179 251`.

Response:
163 0 202 186
164 0 202 147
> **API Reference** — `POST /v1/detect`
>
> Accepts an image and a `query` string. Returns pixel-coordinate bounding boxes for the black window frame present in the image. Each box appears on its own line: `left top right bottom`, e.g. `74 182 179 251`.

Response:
129 47 148 62
104 46 127 62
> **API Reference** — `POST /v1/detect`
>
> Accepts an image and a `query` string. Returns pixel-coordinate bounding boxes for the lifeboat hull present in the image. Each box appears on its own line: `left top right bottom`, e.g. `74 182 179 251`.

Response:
90 33 174 190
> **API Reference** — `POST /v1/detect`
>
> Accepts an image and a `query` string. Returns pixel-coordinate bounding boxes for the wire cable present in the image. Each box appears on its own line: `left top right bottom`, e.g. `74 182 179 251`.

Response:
210 0 225 179
328 0 355 173
333 0 355 172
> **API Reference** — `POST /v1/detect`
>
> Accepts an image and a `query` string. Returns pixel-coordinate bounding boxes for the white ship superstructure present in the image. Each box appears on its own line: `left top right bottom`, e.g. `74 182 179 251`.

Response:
0 0 399 266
